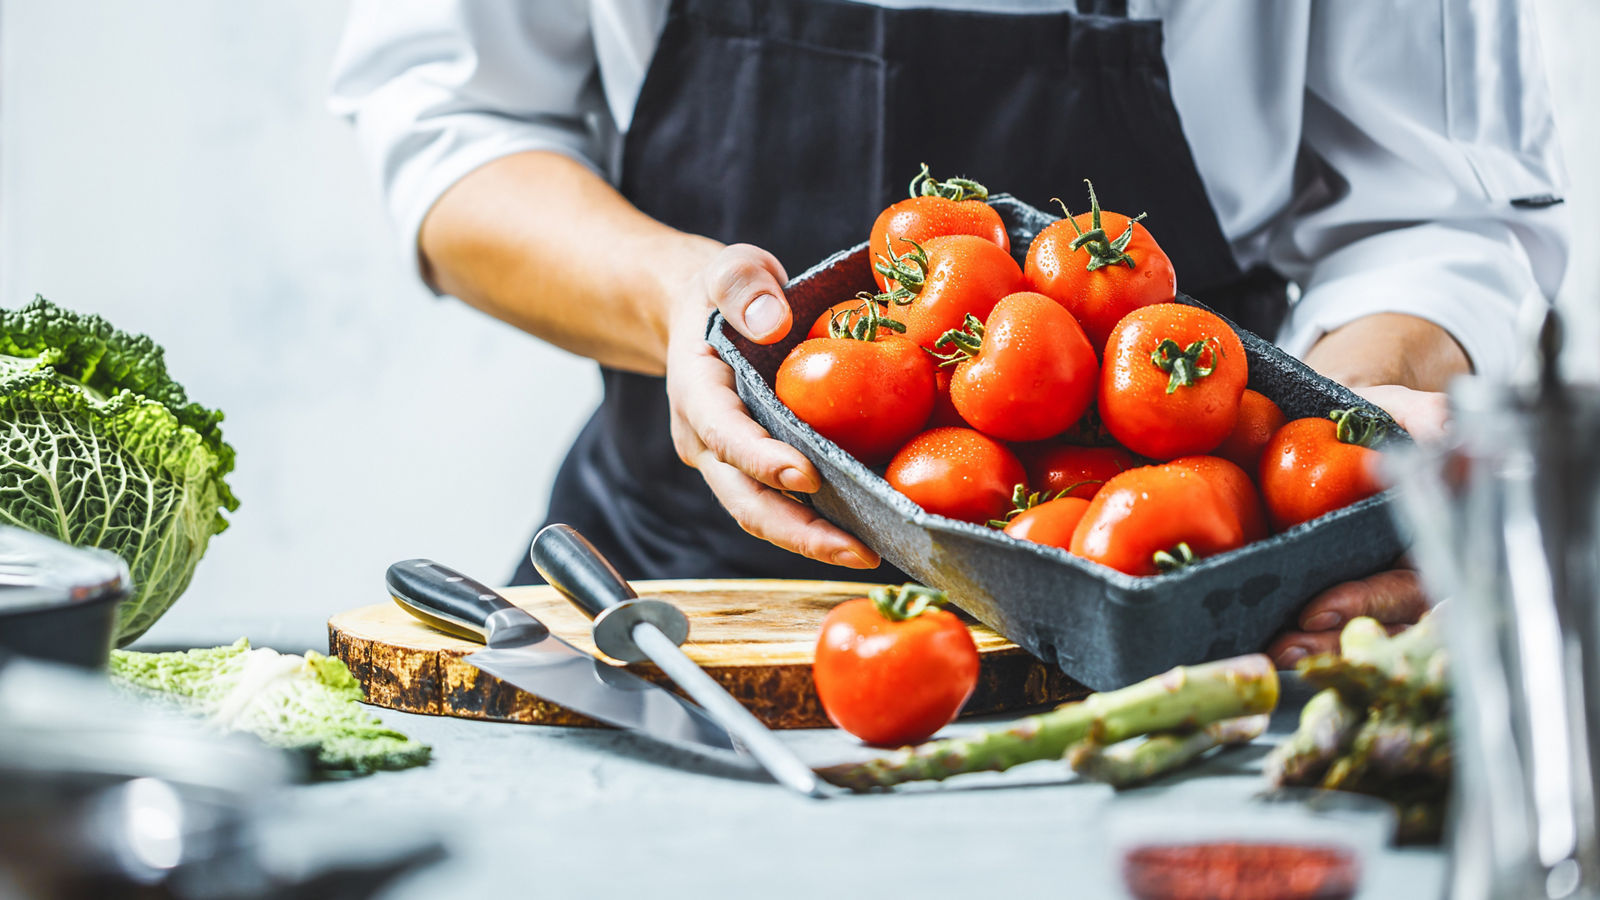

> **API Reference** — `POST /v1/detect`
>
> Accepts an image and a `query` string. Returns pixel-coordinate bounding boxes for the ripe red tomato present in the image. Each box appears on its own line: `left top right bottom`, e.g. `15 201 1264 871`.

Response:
808 298 883 340
885 427 1026 524
940 292 1099 442
927 365 967 428
875 234 1026 351
1020 444 1135 500
1167 455 1269 542
869 164 1009 292
1003 495 1091 550
813 583 980 746
1259 409 1387 531
1070 462 1247 576
1100 303 1248 460
1024 181 1175 354
776 312 934 465
1213 389 1286 474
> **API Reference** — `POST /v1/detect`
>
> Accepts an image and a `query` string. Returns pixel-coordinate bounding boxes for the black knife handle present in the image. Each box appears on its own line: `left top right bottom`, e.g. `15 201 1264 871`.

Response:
528 525 638 619
529 524 689 663
386 559 549 646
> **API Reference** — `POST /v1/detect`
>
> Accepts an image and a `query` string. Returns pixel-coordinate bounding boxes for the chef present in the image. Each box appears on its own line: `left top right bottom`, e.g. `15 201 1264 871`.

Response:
329 0 1568 665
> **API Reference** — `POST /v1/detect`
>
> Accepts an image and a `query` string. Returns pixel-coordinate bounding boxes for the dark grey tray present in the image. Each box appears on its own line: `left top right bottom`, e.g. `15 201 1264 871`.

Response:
709 195 1405 690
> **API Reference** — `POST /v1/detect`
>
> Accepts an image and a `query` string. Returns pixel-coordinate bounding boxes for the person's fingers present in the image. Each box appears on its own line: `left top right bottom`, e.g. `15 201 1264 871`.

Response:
696 453 879 568
705 244 792 344
1268 630 1342 669
1353 384 1450 443
667 343 819 493
1295 569 1430 633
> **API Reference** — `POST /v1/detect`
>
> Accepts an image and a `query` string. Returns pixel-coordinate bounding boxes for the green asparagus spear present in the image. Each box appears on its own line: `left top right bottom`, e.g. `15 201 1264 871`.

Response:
816 655 1279 792
1067 714 1270 788
1265 688 1361 787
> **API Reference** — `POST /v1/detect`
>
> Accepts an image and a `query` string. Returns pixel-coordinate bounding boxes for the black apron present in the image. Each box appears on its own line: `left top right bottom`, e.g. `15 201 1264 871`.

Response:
510 0 1284 586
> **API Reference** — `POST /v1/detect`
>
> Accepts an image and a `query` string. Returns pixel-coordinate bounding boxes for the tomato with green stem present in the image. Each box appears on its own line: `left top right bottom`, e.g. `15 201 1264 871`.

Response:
808 296 887 340
935 292 1099 442
1259 408 1387 530
1024 180 1176 354
813 583 980 746
873 234 1026 352
1069 462 1247 576
991 485 1091 550
869 164 1009 292
776 304 935 465
886 427 1026 524
1100 303 1247 460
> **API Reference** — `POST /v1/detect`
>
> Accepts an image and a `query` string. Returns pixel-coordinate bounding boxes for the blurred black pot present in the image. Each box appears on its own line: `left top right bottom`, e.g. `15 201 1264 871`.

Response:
0 526 129 668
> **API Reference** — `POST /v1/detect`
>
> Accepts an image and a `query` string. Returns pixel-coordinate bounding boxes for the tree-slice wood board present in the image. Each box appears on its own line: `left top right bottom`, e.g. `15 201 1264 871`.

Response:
329 578 1086 730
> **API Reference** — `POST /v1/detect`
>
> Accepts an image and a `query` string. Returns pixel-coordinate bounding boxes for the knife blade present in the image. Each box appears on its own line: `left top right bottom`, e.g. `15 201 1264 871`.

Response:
529 525 825 798
385 558 736 753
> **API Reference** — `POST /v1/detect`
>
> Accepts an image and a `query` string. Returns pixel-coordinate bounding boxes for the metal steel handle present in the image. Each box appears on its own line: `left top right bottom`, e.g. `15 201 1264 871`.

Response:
528 524 638 618
386 559 549 647
529 524 689 662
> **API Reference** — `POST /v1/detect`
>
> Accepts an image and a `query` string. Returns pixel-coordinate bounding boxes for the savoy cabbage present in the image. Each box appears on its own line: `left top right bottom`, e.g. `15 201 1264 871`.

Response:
0 295 238 643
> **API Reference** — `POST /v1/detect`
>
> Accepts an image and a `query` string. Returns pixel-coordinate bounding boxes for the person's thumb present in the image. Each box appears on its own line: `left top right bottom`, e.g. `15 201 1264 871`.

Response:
708 244 792 345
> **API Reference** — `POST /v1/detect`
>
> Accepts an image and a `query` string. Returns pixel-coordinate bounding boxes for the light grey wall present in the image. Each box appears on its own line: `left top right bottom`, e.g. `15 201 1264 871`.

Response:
0 1 601 651
0 1 1595 653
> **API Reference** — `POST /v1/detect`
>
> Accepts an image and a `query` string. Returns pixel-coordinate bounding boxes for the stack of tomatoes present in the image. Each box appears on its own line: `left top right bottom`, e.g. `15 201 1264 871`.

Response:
776 168 1387 577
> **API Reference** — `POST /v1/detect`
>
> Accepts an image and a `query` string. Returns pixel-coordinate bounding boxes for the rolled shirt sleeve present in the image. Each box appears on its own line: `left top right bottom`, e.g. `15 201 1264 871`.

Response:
327 0 607 275
1270 0 1570 379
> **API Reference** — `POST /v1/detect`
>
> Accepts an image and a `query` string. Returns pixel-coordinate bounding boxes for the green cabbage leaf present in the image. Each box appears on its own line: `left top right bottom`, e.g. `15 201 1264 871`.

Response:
111 639 431 775
0 295 238 642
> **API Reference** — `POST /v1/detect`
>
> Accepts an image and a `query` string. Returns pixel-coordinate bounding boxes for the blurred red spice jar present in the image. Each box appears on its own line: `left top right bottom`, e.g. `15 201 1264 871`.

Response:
1122 842 1359 900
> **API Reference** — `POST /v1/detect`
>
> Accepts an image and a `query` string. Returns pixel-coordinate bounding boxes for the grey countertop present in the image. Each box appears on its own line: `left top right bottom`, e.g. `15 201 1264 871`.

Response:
281 688 1447 899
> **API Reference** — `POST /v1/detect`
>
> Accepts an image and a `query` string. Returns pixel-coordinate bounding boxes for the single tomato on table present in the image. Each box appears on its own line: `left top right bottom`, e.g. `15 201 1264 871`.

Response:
868 163 1009 292
1259 408 1387 531
776 305 934 465
813 583 980 746
1069 462 1247 576
874 233 1026 351
886 426 1026 524
1213 389 1286 473
1023 180 1175 354
936 291 1099 442
1100 303 1247 460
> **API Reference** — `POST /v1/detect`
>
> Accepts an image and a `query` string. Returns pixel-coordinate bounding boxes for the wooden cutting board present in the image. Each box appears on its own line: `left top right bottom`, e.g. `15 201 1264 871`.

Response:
330 579 1086 729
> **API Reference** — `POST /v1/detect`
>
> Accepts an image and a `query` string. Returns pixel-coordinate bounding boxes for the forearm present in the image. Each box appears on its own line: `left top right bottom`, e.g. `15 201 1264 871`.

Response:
1302 313 1471 392
418 151 721 375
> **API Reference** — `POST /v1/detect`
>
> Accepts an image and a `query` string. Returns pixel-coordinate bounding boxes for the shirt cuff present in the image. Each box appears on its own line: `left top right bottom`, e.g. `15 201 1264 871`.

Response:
1275 222 1542 381
370 112 606 292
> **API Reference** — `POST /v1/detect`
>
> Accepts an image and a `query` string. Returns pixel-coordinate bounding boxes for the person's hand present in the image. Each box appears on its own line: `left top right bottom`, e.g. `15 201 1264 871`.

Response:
1267 567 1429 666
1351 384 1449 443
663 244 880 569
1266 383 1448 666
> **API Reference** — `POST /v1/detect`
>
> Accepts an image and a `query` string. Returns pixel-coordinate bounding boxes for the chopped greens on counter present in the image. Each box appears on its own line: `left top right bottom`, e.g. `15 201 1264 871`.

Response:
110 639 430 776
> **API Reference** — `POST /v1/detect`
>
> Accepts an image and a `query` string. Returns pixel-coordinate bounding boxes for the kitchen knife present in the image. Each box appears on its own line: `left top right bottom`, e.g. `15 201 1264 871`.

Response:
529 524 825 798
385 559 736 753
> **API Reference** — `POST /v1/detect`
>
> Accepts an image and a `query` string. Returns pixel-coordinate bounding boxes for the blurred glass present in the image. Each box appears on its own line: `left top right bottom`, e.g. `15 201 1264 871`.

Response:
1389 312 1600 899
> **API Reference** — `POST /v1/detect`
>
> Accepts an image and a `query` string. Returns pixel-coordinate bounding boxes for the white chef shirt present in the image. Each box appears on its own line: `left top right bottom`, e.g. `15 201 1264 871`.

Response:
328 0 1570 379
